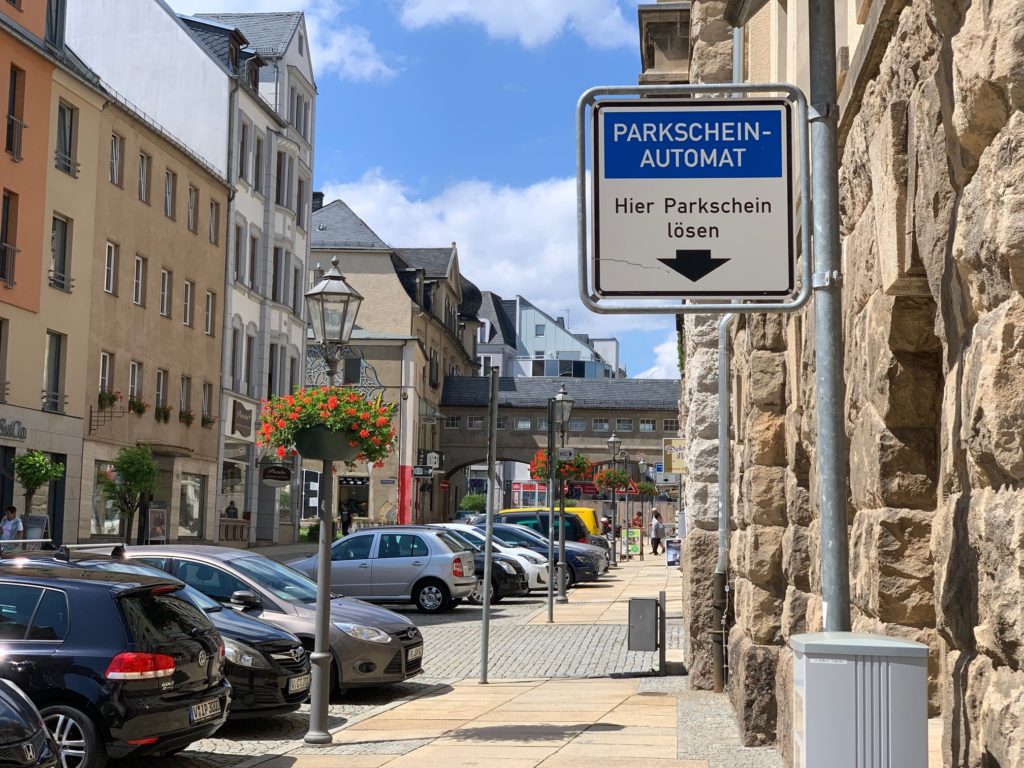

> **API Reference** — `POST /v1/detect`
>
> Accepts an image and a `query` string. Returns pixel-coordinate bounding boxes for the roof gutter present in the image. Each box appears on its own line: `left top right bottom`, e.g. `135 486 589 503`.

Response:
724 0 769 27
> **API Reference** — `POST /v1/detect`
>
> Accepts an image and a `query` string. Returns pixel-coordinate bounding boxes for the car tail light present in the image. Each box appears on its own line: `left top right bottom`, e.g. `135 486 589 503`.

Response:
452 558 465 578
105 652 176 680
578 536 588 543
126 738 159 746
150 585 177 595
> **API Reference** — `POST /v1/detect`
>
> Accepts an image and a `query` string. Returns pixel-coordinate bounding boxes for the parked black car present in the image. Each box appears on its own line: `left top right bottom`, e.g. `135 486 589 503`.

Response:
37 553 311 719
482 523 603 584
429 527 529 604
0 560 231 768
0 680 58 768
469 510 608 553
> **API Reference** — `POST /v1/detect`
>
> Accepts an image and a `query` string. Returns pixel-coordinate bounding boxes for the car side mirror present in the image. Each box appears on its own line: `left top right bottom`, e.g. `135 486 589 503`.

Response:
229 589 260 608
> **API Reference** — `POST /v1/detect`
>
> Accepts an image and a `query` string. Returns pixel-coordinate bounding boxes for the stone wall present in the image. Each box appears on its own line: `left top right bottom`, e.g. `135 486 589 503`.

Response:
701 0 1024 763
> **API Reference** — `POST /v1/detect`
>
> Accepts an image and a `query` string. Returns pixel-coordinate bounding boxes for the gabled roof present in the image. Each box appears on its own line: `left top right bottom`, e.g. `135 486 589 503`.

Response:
440 377 681 410
479 291 517 346
196 12 301 56
178 15 244 72
392 248 454 280
310 200 390 251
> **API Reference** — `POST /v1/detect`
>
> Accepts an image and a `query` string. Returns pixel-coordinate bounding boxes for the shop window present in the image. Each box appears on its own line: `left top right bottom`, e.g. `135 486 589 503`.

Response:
91 461 121 536
178 474 205 538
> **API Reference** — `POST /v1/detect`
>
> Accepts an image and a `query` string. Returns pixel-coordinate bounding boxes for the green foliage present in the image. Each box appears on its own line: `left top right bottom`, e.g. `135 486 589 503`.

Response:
459 493 488 513
99 445 157 543
637 481 657 499
594 468 631 491
13 451 65 511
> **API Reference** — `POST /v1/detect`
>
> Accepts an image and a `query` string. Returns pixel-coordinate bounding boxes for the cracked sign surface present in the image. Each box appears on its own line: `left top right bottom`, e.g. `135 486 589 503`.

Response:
592 99 795 299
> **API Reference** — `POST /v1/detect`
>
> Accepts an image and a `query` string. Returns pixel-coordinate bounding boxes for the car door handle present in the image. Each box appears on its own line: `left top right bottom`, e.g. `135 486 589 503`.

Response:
411 561 424 566
358 563 369 568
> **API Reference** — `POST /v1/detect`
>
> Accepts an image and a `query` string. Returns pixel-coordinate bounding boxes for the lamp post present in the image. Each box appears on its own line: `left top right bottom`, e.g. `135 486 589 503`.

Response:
607 433 621 568
303 257 363 745
638 458 647 558
553 384 573 604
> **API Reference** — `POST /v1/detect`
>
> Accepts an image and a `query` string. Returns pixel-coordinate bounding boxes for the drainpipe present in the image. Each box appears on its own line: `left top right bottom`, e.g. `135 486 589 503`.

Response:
713 312 737 692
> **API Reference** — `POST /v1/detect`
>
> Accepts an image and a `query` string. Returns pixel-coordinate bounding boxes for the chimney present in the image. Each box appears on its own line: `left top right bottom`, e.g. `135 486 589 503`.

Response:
312 191 324 211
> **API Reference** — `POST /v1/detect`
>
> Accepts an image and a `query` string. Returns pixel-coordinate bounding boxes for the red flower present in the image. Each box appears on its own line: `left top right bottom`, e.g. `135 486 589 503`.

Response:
359 412 369 421
376 416 388 426
346 407 356 416
276 446 286 458
359 429 370 438
277 420 287 428
328 396 339 409
288 412 299 420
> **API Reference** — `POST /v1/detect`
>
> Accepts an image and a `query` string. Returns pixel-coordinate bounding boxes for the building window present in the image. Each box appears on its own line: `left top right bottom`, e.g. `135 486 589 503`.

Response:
275 152 286 206
209 201 219 244
592 418 610 433
271 247 281 302
640 418 656 432
138 152 150 202
45 0 65 46
253 137 263 194
663 418 680 433
182 280 194 326
129 360 141 398
92 461 120 536
5 66 25 161
237 121 248 182
43 331 64 412
178 474 205 538
428 348 439 389
159 269 171 317
296 178 306 228
514 417 532 431
164 170 177 219
615 418 634 432
103 241 118 294
298 33 304 56
569 417 587 432
54 101 76 176
49 215 71 290
244 334 255 397
496 416 508 430
187 185 198 232
267 343 279 396
248 235 258 290
292 266 301 314
109 133 123 186
0 190 14 287
537 416 548 432
341 356 361 385
467 416 484 430
443 416 460 429
98 350 112 392
180 375 191 412
132 255 145 305
233 225 243 281
155 368 167 407
535 324 545 337
202 381 212 417
204 291 215 335
230 328 240 390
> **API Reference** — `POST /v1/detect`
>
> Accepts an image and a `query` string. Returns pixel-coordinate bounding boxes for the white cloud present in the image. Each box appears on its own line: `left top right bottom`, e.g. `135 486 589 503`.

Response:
397 0 636 49
170 0 398 81
319 169 673 370
635 330 681 379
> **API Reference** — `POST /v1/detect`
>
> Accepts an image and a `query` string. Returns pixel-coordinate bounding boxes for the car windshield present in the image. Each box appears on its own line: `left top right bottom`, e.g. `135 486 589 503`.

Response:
435 530 470 553
232 556 318 604
493 525 547 545
457 528 503 550
69 559 223 613
442 529 482 552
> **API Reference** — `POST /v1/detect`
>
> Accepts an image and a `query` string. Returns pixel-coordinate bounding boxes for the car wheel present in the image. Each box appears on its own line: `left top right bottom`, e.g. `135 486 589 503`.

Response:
490 585 505 605
566 565 578 588
466 578 485 605
414 578 451 613
42 705 106 768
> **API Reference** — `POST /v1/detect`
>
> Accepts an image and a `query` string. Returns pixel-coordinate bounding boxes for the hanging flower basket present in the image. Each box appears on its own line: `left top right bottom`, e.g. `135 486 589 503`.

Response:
594 468 631 492
528 448 593 483
259 386 397 467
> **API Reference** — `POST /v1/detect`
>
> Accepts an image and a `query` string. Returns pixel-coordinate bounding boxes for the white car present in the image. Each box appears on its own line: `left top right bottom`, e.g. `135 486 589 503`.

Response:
436 523 549 591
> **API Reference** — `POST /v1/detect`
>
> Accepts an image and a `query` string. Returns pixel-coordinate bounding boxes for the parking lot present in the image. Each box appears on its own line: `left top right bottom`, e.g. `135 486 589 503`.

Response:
115 560 683 768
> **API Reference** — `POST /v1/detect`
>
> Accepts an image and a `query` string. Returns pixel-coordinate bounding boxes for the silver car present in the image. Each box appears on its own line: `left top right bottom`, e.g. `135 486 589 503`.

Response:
289 526 476 614
104 545 424 693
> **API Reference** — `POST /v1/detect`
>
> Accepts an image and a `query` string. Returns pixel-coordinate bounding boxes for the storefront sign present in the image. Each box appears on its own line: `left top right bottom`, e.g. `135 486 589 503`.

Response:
261 465 292 487
0 418 28 441
379 478 397 485
231 401 253 438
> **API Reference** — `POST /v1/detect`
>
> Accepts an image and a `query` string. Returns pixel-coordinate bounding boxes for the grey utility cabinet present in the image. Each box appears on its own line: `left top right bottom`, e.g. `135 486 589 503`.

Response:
790 632 928 768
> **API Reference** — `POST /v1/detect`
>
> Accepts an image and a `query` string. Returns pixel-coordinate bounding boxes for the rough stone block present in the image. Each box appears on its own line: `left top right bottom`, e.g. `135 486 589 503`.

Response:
735 577 783 645
775 647 795 768
931 491 977 651
688 390 720 441
686 346 721 394
972 487 1024 671
680 528 719 690
742 524 785 590
850 404 937 510
849 508 936 626
785 470 812 527
744 407 787 468
743 465 787 527
782 524 812 592
785 409 811 482
749 351 787 407
685 480 720 532
941 649 992 768
746 314 786 352
687 437 720 484
781 586 810 641
727 626 779 746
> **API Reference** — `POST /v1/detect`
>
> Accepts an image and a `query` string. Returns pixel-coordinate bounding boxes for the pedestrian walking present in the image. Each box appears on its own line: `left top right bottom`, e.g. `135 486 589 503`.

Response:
649 511 665 555
340 499 355 537
0 506 24 551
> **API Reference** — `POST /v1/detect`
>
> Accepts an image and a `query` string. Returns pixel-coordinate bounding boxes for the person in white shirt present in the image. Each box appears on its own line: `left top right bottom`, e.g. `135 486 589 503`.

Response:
0 505 24 550
649 511 666 555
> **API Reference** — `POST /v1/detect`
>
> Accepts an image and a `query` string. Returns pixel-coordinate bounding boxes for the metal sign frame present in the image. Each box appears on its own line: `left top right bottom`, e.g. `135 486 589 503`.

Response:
577 83 811 315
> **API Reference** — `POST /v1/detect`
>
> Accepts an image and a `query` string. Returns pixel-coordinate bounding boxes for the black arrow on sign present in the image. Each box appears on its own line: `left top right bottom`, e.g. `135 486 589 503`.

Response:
658 250 729 282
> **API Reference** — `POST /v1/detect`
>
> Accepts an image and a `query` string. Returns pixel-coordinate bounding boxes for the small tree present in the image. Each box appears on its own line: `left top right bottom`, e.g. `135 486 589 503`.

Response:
99 445 157 544
459 493 488 513
13 451 65 515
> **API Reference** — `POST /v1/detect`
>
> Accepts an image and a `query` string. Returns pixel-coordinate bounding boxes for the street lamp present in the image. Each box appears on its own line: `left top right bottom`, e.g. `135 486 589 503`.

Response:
607 433 622 568
552 384 574 604
303 257 363 745
638 458 647 560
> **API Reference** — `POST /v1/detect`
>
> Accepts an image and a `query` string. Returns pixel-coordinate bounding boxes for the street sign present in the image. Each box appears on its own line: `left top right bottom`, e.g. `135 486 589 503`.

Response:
655 463 664 473
418 450 444 469
555 447 577 461
656 472 680 485
412 466 433 479
663 438 687 474
439 480 450 491
592 98 795 299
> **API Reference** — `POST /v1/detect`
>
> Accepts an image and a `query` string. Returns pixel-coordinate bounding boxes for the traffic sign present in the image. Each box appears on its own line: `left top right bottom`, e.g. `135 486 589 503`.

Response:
555 447 577 461
655 463 664 473
592 98 795 299
412 466 433 479
439 480 450 491
663 438 687 474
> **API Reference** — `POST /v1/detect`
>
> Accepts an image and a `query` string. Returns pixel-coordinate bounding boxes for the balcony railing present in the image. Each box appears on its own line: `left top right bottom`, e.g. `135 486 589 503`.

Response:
54 150 79 177
42 389 66 413
5 115 25 161
48 269 74 292
0 243 16 288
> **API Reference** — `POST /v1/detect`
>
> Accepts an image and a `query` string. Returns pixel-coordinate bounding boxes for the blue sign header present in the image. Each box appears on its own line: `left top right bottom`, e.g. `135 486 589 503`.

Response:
602 108 783 180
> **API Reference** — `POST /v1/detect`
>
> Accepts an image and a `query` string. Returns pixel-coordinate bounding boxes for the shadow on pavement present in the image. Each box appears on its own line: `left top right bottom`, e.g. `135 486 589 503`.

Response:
444 723 624 742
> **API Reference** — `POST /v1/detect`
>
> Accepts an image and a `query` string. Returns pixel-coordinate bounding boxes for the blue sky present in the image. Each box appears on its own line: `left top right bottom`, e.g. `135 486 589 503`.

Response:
172 0 680 378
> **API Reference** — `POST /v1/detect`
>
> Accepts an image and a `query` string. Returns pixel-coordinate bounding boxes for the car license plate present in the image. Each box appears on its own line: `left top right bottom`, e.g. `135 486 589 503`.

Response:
189 698 221 723
407 645 423 661
288 674 312 693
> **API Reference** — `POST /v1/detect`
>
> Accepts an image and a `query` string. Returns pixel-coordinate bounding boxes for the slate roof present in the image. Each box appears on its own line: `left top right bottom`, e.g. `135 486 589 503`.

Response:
179 16 236 69
310 200 390 251
440 377 681 410
392 248 454 280
460 278 482 320
196 12 301 55
479 291 517 346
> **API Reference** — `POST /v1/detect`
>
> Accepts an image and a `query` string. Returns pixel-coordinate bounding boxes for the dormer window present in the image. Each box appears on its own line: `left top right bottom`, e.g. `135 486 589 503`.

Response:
229 43 239 73
248 61 259 89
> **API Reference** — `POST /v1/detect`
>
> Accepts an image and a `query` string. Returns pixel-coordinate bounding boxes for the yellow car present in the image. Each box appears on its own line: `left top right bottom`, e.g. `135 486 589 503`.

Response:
499 506 603 537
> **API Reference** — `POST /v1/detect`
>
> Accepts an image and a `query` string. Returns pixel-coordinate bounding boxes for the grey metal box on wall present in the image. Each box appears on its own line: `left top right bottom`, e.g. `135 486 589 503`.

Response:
791 632 928 768
628 597 658 651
